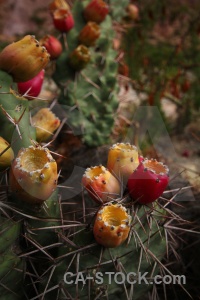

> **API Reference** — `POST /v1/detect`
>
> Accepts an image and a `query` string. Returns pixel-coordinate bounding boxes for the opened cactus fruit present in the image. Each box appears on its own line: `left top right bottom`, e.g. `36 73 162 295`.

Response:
78 22 100 47
10 145 58 204
31 108 60 142
128 158 169 204
0 35 50 82
82 165 121 203
93 203 131 248
49 0 70 14
69 44 91 70
52 8 74 33
107 143 140 186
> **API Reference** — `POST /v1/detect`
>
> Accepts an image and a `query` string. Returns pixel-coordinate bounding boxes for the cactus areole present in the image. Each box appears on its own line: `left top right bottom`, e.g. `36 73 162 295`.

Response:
10 146 57 204
93 203 131 248
127 158 169 204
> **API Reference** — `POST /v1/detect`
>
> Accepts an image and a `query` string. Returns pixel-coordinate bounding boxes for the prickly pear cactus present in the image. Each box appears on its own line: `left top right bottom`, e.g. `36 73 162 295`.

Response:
0 2 193 300
0 46 61 299
53 0 129 146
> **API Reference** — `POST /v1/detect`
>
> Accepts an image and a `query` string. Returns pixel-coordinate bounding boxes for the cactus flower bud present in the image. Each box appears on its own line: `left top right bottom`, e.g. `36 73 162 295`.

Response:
52 8 74 33
10 145 57 204
69 45 91 71
79 22 100 47
40 35 62 60
82 165 121 204
31 108 60 142
93 203 131 248
107 143 139 186
128 158 169 204
0 35 50 82
49 0 70 14
17 70 45 100
83 0 109 24
0 137 14 170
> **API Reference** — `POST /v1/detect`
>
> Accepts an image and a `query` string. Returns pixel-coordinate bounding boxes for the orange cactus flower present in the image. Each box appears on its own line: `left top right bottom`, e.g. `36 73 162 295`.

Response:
10 145 57 204
0 35 50 82
31 108 60 142
82 165 121 204
93 203 131 248
107 143 139 186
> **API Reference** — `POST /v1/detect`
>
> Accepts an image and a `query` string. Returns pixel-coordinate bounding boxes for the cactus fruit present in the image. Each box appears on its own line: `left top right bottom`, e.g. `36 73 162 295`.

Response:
79 22 101 47
128 158 169 204
52 8 75 33
82 165 121 203
0 35 50 82
0 136 14 169
49 0 70 13
31 108 60 142
107 142 140 185
40 35 63 60
69 44 91 70
93 203 131 247
9 145 58 204
53 0 127 146
17 69 45 99
83 0 109 24
0 2 194 300
126 4 139 21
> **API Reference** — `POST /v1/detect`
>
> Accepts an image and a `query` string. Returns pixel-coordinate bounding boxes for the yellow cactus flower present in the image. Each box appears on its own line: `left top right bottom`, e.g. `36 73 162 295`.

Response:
93 203 131 248
10 145 57 204
0 35 50 82
0 137 14 170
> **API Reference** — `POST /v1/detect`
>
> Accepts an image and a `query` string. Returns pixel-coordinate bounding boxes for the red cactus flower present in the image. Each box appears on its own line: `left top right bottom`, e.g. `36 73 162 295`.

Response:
93 203 131 248
82 165 121 204
17 69 44 100
53 8 74 33
69 45 91 71
79 22 100 47
40 35 62 60
83 0 109 24
127 158 169 204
